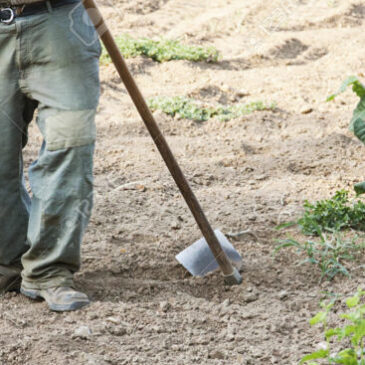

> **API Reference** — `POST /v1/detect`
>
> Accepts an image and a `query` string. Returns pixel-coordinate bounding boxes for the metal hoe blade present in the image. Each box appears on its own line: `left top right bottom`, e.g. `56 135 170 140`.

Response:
176 230 243 277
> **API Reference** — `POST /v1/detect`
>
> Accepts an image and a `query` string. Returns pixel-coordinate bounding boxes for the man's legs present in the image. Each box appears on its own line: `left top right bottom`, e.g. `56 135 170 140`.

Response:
0 24 36 275
17 4 101 299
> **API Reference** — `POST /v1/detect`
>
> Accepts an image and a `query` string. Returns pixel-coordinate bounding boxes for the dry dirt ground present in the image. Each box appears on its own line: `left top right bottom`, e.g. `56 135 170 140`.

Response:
2 0 365 364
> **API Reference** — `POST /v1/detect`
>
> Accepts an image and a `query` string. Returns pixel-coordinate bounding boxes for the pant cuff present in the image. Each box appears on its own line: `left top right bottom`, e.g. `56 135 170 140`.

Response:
21 275 74 290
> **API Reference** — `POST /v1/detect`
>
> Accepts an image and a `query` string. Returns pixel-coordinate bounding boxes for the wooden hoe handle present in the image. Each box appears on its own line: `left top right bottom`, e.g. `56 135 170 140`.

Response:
82 0 242 285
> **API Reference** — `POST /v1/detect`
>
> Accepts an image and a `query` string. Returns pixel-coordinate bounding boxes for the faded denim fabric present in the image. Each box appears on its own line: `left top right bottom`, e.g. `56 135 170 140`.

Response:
0 2 101 289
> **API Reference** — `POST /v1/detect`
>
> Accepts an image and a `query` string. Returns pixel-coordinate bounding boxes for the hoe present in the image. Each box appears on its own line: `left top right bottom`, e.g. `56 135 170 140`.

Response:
83 0 243 285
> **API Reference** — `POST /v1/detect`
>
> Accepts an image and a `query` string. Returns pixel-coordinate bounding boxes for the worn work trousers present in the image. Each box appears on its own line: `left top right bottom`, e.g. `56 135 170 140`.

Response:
0 2 101 289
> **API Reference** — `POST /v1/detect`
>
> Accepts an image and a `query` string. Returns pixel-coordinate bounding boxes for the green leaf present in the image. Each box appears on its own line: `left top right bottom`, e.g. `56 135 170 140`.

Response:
338 324 356 340
275 221 297 230
341 313 359 323
351 319 365 346
346 295 360 308
353 80 365 99
273 239 301 255
325 327 342 340
300 349 329 364
310 311 327 326
354 117 365 144
354 181 365 195
327 76 365 146
323 301 335 311
327 76 365 101
331 348 358 365
349 98 365 132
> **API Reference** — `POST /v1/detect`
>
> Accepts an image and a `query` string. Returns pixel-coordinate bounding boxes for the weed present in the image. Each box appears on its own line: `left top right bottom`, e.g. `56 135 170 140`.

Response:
301 289 365 364
295 190 365 235
100 35 220 64
275 190 365 280
274 230 365 281
147 96 276 122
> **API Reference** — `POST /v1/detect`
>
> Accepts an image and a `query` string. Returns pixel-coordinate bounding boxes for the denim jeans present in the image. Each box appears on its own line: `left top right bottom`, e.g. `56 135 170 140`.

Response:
0 1 101 289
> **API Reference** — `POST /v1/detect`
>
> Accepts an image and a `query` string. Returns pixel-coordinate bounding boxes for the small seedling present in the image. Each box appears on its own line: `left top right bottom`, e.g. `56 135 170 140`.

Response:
301 289 365 364
100 35 220 64
147 96 276 122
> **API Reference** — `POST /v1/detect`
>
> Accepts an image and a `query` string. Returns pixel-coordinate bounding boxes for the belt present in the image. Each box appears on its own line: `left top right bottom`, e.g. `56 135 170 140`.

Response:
0 0 79 23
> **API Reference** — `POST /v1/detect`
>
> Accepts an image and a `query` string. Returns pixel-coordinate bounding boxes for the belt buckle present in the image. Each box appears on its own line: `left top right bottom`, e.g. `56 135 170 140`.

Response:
0 8 15 24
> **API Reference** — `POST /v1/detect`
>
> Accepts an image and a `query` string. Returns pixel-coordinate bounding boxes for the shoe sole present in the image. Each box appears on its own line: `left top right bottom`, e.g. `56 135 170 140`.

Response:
20 288 90 312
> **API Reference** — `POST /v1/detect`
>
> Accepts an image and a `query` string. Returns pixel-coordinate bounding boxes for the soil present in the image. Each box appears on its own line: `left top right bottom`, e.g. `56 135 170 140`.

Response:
2 0 365 364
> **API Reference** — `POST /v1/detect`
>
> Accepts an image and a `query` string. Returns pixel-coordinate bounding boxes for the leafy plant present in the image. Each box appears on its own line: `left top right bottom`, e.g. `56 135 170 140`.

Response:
274 229 365 281
295 190 365 235
100 35 220 64
327 76 365 132
147 96 276 122
328 76 365 194
301 289 365 364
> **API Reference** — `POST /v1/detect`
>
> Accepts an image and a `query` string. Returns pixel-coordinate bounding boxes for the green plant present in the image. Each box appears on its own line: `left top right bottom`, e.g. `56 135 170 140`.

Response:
327 76 365 134
295 190 365 235
301 289 365 364
328 76 365 194
274 229 365 281
100 35 220 64
147 96 276 122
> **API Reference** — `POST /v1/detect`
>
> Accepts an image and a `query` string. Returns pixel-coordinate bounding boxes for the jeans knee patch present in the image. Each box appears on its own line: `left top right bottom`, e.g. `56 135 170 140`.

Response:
45 109 96 151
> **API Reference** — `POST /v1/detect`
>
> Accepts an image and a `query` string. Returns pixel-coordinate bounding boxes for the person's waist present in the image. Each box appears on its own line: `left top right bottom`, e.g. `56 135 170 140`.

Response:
0 0 80 18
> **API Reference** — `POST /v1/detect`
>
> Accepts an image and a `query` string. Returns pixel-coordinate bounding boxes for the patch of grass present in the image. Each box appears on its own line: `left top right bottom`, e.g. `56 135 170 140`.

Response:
301 290 365 364
274 230 365 281
100 35 220 64
147 96 276 122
